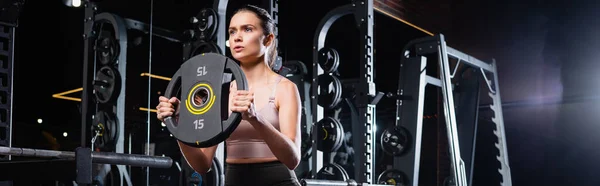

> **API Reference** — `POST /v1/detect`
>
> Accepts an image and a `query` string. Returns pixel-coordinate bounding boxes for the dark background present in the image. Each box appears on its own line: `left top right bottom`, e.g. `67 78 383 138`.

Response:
5 0 600 185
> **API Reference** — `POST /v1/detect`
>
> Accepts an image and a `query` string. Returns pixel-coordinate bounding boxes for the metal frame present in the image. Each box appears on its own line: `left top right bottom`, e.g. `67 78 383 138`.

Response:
311 0 376 183
82 2 133 185
0 24 15 162
401 34 512 186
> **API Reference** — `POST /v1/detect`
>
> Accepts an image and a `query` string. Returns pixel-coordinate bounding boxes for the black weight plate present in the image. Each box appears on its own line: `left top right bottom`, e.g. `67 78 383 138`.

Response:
164 53 248 148
196 8 218 41
191 41 222 59
377 169 407 186
283 60 308 75
316 162 348 181
313 117 344 152
332 118 345 152
317 47 340 73
380 126 410 156
94 66 122 104
91 111 119 151
96 30 120 66
317 74 343 110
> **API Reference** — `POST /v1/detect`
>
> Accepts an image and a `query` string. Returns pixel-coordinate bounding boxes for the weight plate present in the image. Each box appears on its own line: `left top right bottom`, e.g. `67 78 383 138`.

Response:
91 111 119 151
191 41 222 59
283 60 308 76
164 53 248 148
316 74 343 110
94 66 122 104
377 169 407 186
195 8 218 41
316 162 349 181
380 126 410 156
96 30 120 66
317 47 340 73
313 117 345 152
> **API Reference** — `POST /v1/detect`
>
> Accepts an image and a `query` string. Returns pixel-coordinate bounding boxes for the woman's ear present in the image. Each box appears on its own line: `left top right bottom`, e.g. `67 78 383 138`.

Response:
263 33 275 47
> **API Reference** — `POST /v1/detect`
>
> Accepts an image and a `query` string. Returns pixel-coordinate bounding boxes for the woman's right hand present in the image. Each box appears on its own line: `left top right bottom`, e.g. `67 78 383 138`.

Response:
156 96 180 122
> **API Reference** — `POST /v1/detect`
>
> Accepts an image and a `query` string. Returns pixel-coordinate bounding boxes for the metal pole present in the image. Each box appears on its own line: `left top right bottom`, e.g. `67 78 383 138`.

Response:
0 146 173 168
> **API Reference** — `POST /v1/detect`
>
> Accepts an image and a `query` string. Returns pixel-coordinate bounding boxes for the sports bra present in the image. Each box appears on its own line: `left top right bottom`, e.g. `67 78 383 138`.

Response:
225 75 283 159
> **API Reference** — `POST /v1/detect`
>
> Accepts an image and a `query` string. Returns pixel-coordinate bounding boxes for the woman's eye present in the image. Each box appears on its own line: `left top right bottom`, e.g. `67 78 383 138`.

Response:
229 30 235 35
245 28 252 32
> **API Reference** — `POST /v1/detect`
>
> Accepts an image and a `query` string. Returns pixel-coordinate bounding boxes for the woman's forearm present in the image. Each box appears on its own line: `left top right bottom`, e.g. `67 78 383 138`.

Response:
249 117 300 169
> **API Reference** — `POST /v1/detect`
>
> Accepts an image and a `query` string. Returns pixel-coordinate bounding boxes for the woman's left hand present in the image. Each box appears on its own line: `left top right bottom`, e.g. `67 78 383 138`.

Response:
230 90 258 121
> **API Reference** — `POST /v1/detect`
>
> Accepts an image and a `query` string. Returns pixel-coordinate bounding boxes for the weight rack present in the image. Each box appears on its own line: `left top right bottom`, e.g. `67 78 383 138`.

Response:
311 0 377 184
397 34 512 186
80 1 181 185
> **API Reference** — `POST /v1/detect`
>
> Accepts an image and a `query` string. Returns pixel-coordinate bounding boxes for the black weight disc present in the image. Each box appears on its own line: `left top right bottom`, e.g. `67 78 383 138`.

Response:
317 47 340 73
377 169 407 186
313 117 345 152
316 162 349 181
164 53 248 148
195 8 218 41
93 66 122 104
380 126 410 156
316 74 343 109
96 30 120 66
191 41 222 59
91 111 119 151
284 60 308 76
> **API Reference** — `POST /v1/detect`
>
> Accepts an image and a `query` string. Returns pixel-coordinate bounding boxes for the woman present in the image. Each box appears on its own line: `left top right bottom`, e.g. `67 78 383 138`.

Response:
156 4 302 186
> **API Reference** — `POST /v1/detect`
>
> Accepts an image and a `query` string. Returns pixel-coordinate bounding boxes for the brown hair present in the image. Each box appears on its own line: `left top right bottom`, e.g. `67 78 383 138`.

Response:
233 4 278 68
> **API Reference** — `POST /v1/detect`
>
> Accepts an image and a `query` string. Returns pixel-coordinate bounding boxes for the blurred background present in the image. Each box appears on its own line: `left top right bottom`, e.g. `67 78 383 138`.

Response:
1 0 600 185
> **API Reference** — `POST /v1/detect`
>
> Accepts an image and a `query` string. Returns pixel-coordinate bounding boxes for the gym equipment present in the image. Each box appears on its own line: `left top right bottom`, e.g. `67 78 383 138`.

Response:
311 1 377 183
380 126 410 156
301 131 313 161
313 117 345 152
455 68 482 186
163 53 248 148
316 163 349 181
91 110 119 151
96 30 120 65
0 146 172 184
192 8 218 41
318 47 340 73
377 169 407 186
316 74 343 110
93 66 122 104
397 34 511 186
301 179 391 186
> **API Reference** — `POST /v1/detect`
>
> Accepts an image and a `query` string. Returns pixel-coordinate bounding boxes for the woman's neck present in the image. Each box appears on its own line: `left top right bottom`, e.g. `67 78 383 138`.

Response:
241 60 273 88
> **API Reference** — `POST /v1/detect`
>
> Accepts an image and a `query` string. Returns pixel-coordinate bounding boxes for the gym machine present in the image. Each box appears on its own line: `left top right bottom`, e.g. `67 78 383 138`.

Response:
393 34 512 186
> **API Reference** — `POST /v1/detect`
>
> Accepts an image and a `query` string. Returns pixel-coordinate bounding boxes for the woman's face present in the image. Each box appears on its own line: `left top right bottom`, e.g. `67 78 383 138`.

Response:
228 11 271 64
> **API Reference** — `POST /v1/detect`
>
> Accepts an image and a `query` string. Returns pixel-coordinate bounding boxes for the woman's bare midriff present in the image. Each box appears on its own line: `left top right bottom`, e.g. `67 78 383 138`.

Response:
226 157 279 164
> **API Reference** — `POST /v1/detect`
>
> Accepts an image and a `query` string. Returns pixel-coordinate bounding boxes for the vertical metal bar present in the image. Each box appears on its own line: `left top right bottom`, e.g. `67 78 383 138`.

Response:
354 0 375 183
437 35 467 186
81 1 97 148
489 59 512 186
8 26 14 161
146 0 154 184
